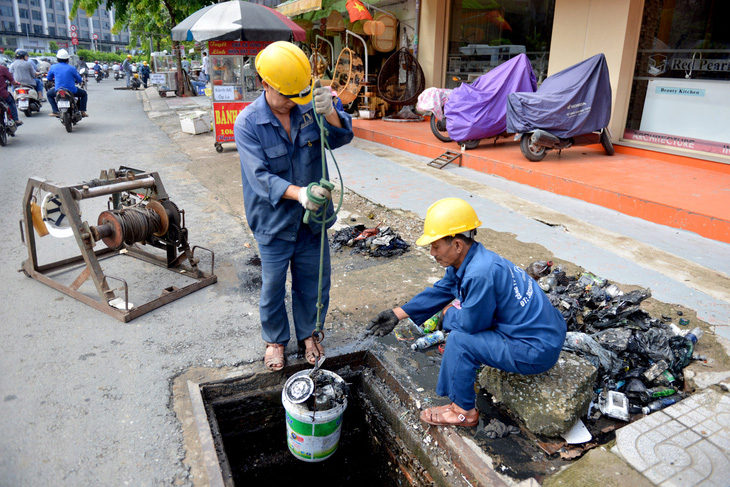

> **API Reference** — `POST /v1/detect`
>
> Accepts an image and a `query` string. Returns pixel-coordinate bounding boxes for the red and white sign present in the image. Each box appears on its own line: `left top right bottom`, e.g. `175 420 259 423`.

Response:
92 33 98 40
213 102 249 143
69 25 77 32
71 38 78 46
57 42 68 48
70 31 77 38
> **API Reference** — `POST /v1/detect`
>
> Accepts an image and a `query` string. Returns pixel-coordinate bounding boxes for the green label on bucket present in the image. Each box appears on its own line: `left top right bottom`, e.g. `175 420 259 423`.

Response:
286 411 343 437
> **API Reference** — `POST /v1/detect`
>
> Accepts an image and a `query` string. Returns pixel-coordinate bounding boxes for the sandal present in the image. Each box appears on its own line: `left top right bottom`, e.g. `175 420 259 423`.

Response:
420 403 479 427
264 343 286 372
303 337 324 365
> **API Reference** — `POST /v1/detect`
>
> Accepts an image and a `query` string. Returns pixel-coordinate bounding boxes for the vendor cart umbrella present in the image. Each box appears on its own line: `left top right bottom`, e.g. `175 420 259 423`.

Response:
171 0 306 42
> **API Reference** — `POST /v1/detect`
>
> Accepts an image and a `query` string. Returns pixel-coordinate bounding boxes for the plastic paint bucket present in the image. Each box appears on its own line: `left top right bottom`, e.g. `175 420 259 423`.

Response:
281 369 347 462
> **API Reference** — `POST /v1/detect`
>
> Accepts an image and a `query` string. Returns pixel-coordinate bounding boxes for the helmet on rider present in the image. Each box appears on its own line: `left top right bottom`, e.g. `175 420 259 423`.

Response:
95 61 99 64
416 198 482 246
255 41 312 105
56 49 70 62
15 49 28 59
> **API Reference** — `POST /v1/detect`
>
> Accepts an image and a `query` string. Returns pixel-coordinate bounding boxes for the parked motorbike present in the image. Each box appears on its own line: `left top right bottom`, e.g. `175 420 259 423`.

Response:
55 88 82 133
14 83 42 117
506 53 614 162
419 53 537 150
0 98 18 146
95 70 104 83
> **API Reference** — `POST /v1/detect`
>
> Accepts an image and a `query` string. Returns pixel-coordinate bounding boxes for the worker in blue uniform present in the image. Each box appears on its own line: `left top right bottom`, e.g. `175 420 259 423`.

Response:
234 41 353 372
367 198 567 426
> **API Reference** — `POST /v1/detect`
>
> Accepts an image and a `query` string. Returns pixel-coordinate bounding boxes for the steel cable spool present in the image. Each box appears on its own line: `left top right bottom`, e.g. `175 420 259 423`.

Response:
96 202 166 250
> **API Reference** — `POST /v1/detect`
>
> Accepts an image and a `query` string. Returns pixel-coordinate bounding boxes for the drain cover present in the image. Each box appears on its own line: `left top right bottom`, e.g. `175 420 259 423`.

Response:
285 376 314 404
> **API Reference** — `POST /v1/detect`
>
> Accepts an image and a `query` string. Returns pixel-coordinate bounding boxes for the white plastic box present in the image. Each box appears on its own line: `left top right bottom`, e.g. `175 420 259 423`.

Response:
179 110 211 135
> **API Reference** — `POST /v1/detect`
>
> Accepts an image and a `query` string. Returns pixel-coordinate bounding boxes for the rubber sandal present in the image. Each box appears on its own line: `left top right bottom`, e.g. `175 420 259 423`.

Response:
264 343 285 372
303 337 324 365
420 403 479 427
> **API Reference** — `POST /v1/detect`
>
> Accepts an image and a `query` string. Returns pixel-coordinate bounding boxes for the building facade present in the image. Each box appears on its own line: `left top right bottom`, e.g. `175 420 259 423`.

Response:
0 0 131 53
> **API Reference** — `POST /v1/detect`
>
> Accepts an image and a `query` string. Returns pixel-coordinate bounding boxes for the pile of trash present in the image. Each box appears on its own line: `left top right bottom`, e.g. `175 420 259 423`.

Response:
530 260 703 418
330 225 410 258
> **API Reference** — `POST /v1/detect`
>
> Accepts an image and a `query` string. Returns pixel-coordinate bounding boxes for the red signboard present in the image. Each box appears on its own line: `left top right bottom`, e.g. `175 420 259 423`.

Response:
70 31 77 38
57 42 68 48
213 102 250 143
208 41 271 57
71 38 78 46
92 33 98 40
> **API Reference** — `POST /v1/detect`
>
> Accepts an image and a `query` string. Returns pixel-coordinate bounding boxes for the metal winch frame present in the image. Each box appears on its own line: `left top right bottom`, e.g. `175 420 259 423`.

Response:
20 167 217 322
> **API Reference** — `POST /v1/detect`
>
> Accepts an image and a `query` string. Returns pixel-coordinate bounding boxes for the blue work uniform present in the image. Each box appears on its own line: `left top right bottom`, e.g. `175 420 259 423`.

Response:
401 242 567 410
234 94 353 345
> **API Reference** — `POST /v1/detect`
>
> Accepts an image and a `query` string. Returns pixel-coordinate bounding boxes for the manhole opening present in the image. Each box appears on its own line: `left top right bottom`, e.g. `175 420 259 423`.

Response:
196 351 459 487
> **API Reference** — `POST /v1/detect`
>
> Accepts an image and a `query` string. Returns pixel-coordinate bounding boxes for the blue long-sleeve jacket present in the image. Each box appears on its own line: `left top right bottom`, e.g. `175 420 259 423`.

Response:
234 94 353 244
402 242 566 362
47 62 82 94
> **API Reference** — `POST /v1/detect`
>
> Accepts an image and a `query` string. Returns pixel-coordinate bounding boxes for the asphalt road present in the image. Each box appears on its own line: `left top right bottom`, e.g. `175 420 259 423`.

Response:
0 79 262 486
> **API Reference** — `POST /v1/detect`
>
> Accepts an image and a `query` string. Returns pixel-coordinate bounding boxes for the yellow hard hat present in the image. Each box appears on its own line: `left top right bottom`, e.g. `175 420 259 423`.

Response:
127 54 132 58
416 198 482 246
255 41 312 105
143 61 148 65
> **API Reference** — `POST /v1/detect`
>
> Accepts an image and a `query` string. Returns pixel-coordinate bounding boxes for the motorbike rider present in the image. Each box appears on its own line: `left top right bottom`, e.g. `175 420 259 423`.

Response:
121 55 133 88
37 58 51 77
112 62 120 78
139 61 150 88
9 50 45 102
93 61 103 80
0 63 22 126
46 49 88 118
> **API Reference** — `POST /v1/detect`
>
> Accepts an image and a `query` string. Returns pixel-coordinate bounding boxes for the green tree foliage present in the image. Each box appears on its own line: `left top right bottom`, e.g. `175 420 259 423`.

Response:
49 41 60 52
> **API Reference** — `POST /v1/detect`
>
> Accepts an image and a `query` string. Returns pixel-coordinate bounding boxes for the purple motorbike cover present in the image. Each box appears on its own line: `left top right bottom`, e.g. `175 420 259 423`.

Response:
506 53 612 138
445 53 537 141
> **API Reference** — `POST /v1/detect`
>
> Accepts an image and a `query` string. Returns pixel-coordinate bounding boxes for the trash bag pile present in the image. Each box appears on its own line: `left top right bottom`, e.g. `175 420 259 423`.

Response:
330 225 410 258
530 261 702 418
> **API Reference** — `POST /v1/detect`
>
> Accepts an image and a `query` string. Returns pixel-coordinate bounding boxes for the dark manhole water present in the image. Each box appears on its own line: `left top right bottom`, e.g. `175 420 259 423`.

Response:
194 351 461 487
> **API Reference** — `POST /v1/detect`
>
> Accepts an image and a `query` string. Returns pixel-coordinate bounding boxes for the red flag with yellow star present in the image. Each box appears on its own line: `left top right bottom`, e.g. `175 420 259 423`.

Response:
346 0 372 21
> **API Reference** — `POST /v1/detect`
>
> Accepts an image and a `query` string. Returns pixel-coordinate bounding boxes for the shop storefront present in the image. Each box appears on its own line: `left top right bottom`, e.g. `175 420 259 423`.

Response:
444 0 555 89
624 0 730 158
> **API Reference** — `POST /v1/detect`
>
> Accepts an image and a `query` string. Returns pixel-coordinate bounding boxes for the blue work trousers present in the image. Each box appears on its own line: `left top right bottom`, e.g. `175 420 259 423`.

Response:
257 224 331 345
437 328 562 411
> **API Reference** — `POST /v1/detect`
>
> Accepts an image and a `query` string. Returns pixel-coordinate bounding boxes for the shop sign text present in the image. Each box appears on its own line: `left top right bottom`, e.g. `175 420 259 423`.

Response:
670 58 730 72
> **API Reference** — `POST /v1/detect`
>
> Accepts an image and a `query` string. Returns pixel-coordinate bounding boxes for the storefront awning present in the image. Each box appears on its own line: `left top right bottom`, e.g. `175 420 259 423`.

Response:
276 0 323 17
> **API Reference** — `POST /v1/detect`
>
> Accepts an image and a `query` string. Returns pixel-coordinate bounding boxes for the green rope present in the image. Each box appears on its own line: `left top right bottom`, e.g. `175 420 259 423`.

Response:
304 104 345 338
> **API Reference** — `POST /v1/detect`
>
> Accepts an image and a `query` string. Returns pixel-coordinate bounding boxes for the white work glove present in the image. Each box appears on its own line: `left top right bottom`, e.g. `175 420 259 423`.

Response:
312 79 335 117
297 185 331 211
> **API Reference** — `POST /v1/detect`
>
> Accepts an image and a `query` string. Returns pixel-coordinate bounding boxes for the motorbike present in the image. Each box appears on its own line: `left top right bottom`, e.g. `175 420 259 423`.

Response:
95 70 104 83
14 83 42 117
55 87 83 133
506 53 615 162
0 97 18 146
419 53 537 150
78 67 88 90
113 70 121 81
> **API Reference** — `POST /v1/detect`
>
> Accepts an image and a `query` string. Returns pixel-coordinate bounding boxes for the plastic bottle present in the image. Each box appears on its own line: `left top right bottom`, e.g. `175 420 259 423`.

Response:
686 327 703 344
642 396 683 415
643 359 669 382
422 313 440 333
411 330 446 350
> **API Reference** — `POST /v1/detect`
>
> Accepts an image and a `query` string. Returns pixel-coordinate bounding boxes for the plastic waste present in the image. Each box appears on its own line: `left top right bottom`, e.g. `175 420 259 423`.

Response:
604 283 623 298
686 327 703 344
393 318 424 341
411 330 446 350
599 391 630 421
563 331 621 375
422 312 442 333
538 275 558 292
578 272 605 288
642 395 683 415
643 360 669 382
631 328 675 363
526 260 553 281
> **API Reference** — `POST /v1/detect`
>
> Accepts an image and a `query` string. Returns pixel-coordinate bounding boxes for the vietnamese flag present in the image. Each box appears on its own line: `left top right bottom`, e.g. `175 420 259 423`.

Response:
346 0 372 21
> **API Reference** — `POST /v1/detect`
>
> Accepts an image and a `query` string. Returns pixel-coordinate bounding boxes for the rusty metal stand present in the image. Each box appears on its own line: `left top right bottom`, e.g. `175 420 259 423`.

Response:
20 168 217 322
428 150 462 169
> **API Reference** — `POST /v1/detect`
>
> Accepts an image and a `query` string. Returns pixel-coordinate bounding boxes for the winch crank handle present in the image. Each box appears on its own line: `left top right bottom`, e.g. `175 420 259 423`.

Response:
311 328 325 344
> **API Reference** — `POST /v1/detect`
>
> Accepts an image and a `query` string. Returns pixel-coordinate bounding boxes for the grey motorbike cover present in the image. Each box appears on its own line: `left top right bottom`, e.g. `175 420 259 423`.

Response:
506 53 612 138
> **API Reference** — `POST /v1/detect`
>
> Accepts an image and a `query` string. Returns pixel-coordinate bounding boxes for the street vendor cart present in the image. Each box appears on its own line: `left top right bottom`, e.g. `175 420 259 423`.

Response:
209 40 269 152
150 52 178 97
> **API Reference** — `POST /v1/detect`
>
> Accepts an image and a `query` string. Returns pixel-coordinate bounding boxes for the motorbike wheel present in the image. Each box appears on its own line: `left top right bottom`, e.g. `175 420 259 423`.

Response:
600 128 615 156
461 139 480 150
63 112 73 133
520 133 547 162
0 120 7 147
24 109 32 118
430 115 452 143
